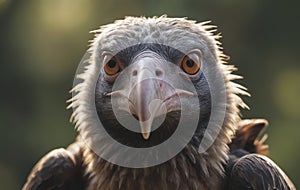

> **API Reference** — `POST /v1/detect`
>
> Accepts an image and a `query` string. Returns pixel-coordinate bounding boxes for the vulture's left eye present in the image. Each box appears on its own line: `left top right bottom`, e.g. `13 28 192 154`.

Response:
181 51 201 75
103 57 120 75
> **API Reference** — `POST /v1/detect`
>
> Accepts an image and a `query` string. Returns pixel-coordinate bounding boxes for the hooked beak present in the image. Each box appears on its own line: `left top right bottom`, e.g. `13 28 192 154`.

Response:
129 78 169 140
128 57 172 140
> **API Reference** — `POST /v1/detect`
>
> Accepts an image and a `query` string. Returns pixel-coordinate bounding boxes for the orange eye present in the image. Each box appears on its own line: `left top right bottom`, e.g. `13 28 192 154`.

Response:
104 57 120 75
181 52 201 75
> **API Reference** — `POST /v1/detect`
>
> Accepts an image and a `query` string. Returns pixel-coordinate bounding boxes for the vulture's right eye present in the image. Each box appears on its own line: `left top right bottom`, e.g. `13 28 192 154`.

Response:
103 57 121 75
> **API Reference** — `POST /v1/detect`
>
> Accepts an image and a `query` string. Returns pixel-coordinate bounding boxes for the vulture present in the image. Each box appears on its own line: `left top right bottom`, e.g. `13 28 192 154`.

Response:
23 16 296 190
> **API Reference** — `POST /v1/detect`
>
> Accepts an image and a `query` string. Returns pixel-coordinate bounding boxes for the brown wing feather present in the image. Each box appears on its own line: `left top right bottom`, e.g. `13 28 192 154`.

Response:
22 140 86 190
226 119 296 189
227 154 296 190
229 119 269 156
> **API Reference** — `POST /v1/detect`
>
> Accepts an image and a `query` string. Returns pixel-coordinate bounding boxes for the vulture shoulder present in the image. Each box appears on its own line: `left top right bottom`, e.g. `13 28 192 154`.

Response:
227 154 296 190
226 119 296 190
22 140 86 190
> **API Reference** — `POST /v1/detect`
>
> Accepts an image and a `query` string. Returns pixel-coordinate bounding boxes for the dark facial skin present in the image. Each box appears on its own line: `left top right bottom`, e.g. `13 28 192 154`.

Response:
95 44 211 148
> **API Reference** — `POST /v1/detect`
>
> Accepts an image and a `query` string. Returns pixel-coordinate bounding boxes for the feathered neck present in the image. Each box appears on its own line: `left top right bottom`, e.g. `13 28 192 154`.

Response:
81 143 224 190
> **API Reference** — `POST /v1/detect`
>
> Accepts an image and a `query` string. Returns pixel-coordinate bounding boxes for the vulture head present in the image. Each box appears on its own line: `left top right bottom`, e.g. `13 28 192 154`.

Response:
70 16 247 171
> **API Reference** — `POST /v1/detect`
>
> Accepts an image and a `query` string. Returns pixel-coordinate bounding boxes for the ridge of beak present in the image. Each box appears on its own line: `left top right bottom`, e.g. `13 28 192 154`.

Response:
129 57 168 140
130 77 164 140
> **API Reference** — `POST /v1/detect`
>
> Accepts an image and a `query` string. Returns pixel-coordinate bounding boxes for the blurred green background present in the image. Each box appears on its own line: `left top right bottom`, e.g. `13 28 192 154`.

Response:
0 0 299 189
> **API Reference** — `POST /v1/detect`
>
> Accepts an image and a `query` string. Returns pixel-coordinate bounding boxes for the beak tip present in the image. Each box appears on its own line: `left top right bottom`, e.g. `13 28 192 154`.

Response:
142 133 150 140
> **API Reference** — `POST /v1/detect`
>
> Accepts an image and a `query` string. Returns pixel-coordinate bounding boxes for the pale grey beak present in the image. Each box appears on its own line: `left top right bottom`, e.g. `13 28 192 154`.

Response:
128 57 170 140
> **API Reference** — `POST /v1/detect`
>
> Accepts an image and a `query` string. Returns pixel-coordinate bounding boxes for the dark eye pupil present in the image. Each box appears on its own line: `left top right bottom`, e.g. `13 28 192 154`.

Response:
186 59 195 67
107 60 117 68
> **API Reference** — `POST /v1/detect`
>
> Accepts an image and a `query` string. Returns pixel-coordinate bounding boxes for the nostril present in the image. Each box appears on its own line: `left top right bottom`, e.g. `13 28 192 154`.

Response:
159 82 163 88
132 70 138 76
155 69 163 77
